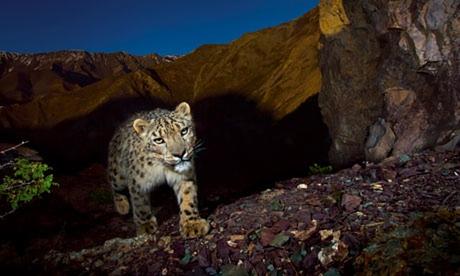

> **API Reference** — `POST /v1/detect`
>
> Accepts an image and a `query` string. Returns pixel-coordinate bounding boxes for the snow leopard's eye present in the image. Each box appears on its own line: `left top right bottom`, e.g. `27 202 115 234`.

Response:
180 127 189 136
153 137 164 144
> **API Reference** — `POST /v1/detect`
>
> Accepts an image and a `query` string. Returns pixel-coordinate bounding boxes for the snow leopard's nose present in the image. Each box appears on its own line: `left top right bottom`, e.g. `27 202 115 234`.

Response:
172 149 186 160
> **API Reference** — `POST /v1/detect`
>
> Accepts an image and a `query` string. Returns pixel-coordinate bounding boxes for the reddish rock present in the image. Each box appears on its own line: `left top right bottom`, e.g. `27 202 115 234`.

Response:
381 168 397 181
341 194 362 212
260 228 276 247
351 164 362 172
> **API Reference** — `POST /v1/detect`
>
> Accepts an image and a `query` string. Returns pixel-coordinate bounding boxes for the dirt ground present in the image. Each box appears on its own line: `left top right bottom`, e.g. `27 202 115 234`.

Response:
22 149 458 275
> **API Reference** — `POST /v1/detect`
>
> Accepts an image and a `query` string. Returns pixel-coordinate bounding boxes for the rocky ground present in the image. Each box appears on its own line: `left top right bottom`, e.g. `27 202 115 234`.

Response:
37 149 460 275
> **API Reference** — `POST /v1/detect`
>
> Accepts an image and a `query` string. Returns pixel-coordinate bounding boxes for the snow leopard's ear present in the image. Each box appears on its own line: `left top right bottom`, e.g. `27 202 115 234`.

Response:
133 118 149 134
175 102 191 119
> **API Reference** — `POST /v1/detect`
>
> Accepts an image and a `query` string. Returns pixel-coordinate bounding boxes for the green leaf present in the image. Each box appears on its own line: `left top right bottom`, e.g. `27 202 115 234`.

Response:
270 233 290 247
308 163 333 175
270 199 284 211
248 229 261 241
179 248 193 265
290 250 303 264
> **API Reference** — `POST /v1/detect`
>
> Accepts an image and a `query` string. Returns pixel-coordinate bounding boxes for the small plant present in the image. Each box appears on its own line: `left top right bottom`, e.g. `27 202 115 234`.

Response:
0 158 57 216
308 163 333 175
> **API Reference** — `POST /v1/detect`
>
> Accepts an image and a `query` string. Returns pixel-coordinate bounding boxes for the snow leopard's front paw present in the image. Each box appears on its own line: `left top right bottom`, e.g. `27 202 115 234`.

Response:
136 217 158 236
180 218 210 239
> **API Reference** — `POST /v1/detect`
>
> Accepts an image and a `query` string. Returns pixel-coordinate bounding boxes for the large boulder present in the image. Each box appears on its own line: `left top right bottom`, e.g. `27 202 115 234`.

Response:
318 0 460 166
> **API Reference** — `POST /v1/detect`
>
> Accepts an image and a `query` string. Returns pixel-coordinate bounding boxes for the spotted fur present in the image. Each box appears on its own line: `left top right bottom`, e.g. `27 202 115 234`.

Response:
108 102 209 238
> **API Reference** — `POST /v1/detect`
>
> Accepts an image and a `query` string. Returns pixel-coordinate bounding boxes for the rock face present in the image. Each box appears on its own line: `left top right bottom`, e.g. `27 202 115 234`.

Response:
318 0 460 166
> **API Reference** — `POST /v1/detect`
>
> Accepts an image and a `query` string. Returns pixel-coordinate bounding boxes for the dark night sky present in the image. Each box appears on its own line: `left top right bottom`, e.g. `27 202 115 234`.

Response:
1 0 318 56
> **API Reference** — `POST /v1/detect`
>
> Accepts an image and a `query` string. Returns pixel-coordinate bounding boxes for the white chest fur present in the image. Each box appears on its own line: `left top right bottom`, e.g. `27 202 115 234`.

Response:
137 165 165 192
174 161 192 173
136 162 189 192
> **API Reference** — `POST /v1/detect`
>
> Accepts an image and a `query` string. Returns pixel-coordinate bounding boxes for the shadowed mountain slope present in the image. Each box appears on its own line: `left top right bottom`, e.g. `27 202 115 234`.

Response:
0 8 321 131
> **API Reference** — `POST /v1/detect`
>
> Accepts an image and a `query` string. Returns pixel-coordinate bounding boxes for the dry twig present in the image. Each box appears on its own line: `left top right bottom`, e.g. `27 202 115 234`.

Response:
0 140 29 155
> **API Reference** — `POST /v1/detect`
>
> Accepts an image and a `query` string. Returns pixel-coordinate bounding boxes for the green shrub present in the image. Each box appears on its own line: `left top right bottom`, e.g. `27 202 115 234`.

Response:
0 158 57 213
308 163 333 175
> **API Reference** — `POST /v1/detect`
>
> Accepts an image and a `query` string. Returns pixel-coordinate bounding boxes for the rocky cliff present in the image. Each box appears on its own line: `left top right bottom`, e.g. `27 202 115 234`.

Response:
318 0 460 166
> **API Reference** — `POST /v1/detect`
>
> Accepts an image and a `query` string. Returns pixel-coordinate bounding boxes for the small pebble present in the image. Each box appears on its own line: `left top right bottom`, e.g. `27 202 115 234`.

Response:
297 183 308 189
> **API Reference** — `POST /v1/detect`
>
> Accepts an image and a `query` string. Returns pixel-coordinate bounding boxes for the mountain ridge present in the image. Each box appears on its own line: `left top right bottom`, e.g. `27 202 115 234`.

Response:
0 8 321 127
